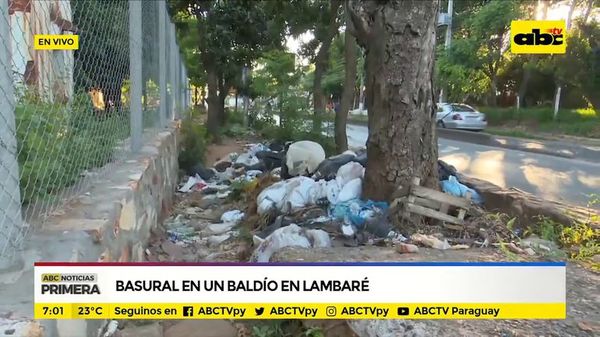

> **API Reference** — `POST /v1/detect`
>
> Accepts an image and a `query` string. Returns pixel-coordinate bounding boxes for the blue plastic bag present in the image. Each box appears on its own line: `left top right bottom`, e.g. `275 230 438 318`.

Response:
330 199 389 228
440 176 483 205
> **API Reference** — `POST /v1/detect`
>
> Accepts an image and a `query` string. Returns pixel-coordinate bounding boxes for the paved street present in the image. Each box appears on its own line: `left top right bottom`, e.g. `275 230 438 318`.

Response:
346 124 600 208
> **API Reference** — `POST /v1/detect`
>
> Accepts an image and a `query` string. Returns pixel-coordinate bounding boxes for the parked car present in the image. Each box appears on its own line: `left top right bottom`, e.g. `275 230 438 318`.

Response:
436 103 487 131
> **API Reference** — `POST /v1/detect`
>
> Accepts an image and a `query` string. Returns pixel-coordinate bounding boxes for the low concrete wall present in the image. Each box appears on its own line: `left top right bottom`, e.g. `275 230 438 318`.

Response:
0 123 180 337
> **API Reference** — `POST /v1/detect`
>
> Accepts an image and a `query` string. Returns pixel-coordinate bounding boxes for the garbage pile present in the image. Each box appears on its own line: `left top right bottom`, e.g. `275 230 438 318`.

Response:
175 140 487 262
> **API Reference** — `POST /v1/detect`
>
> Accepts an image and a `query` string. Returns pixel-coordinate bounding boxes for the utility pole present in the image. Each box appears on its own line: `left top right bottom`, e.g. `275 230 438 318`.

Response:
445 0 453 50
439 0 453 103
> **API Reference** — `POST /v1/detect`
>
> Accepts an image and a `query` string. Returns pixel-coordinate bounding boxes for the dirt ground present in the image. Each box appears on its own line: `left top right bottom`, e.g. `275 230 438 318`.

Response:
146 140 600 337
203 138 250 165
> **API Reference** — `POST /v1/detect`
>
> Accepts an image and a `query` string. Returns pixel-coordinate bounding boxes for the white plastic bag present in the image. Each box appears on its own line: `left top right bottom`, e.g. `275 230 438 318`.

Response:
325 179 341 204
178 174 205 193
285 141 326 176
335 162 365 188
220 210 244 224
257 181 289 214
251 224 311 262
337 178 362 203
257 177 310 214
235 152 260 166
305 229 332 248
284 177 317 212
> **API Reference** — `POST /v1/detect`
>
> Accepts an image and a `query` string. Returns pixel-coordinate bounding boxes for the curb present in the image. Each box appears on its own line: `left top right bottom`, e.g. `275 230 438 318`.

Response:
436 128 576 159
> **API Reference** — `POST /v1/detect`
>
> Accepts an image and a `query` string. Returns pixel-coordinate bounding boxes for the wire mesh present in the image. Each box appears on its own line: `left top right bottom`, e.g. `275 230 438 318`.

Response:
0 0 188 269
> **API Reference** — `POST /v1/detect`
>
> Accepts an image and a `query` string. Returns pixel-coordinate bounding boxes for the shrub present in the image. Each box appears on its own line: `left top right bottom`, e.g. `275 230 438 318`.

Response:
15 91 129 204
178 117 208 173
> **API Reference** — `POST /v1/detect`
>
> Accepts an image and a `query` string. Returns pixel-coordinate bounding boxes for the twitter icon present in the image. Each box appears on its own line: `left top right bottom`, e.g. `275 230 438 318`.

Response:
255 307 265 316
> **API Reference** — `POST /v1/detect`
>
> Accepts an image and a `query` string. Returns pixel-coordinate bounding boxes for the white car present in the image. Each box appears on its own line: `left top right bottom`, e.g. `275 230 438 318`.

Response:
436 103 487 131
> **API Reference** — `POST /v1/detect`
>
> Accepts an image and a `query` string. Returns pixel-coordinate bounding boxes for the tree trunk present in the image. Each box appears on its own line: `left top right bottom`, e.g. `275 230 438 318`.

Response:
218 76 228 127
336 22 358 153
489 74 498 106
312 0 342 132
583 0 594 23
206 67 220 140
349 0 439 201
235 92 238 114
517 65 532 108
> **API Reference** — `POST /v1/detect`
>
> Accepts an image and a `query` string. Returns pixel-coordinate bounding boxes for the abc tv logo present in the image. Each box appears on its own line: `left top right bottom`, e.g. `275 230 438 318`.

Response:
514 28 563 46
511 21 566 54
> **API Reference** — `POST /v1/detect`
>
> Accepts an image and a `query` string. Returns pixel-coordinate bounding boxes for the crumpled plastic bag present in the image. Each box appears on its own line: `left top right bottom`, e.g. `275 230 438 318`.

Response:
304 229 332 248
251 224 311 262
257 180 291 214
178 175 206 193
246 143 270 156
331 199 389 228
284 177 319 212
337 178 362 203
220 210 244 224
310 179 340 205
335 162 365 187
324 179 341 204
257 177 315 214
312 153 356 180
441 175 483 204
236 152 260 166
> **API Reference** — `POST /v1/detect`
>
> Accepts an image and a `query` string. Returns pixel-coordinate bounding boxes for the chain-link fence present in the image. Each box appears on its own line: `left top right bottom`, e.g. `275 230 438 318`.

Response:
0 0 189 270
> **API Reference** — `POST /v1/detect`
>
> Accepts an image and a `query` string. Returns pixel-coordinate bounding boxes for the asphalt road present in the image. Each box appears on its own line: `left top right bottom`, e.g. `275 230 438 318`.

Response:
345 124 600 208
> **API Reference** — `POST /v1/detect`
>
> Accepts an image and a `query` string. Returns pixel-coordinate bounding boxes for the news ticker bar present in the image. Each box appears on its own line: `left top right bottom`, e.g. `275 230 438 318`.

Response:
35 303 566 320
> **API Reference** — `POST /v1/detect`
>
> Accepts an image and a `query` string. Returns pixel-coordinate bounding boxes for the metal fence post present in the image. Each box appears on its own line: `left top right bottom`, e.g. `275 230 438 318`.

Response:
129 0 142 152
169 23 177 120
158 0 167 128
180 58 186 111
183 67 189 110
174 48 180 120
0 0 24 270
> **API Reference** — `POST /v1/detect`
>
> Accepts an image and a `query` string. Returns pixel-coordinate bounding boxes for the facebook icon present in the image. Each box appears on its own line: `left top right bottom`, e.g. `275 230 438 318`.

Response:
183 306 194 317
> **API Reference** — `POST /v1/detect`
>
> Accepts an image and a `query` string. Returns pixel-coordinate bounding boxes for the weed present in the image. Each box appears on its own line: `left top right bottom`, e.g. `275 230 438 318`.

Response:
252 322 285 337
250 321 323 337
178 117 208 173
560 223 600 261
303 327 325 337
527 216 563 243
498 241 520 261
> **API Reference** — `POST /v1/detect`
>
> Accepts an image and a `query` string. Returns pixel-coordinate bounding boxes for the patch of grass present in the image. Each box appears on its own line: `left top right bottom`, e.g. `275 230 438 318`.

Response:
485 127 544 140
479 107 600 139
348 114 369 125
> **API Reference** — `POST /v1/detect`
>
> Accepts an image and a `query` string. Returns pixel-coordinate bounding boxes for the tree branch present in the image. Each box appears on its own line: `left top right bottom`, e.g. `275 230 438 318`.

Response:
347 0 372 44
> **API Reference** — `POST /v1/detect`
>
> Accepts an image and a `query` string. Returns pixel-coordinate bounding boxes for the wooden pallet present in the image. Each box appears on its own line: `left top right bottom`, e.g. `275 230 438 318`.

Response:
391 177 472 225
